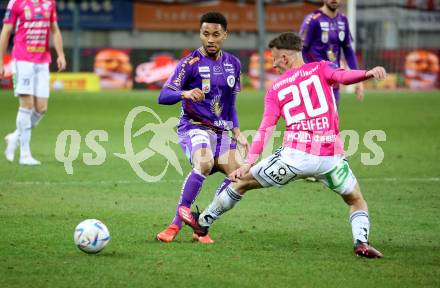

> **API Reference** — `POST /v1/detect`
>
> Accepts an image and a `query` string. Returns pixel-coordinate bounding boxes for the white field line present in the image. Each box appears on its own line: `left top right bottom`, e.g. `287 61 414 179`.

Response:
1 177 439 186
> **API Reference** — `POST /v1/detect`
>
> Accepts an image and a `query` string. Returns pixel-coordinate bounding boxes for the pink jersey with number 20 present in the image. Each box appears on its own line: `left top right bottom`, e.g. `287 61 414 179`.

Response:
247 61 370 164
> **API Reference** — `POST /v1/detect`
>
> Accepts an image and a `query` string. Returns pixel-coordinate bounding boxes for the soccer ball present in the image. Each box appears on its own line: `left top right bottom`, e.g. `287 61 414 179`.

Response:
74 219 110 254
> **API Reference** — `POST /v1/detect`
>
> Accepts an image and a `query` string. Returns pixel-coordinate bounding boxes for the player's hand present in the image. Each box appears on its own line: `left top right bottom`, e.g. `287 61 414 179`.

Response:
366 66 387 81
355 82 364 102
229 163 252 182
57 55 66 72
0 64 4 79
234 132 249 157
182 88 205 102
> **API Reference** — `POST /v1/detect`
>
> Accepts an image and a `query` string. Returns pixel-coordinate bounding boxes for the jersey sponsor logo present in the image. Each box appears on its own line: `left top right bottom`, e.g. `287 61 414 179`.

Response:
200 73 210 78
198 66 210 73
262 158 297 185
27 46 46 52
202 78 210 93
227 75 235 88
319 21 329 28
321 31 329 43
327 49 336 61
224 68 235 73
173 58 191 88
223 63 233 67
213 65 222 74
23 21 50 28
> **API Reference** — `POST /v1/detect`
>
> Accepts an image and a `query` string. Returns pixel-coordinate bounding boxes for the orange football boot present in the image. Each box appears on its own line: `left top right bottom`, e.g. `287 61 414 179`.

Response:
192 233 215 244
156 224 180 243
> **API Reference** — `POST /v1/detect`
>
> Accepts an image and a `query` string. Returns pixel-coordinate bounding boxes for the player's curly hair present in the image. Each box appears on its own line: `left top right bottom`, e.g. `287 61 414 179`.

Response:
268 32 303 52
200 12 228 31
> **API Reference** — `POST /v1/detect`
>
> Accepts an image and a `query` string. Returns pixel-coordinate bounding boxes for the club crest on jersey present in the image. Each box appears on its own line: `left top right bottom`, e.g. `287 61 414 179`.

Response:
227 75 235 88
338 31 345 42
321 31 329 43
202 79 210 93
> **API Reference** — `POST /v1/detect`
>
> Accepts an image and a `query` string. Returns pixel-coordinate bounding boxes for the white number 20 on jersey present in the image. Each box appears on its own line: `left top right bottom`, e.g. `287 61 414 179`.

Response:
277 75 329 126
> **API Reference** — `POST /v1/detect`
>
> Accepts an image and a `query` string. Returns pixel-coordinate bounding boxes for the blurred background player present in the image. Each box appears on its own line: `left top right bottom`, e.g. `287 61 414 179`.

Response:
156 12 248 243
179 32 385 258
1 0 66 165
300 0 364 105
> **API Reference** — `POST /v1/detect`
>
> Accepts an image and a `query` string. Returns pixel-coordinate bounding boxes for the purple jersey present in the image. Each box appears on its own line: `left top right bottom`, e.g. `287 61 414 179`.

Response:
161 48 241 132
300 10 358 70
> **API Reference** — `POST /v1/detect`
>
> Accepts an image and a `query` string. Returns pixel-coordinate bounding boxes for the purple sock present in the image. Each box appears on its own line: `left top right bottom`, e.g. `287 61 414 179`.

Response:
171 170 206 229
215 178 231 196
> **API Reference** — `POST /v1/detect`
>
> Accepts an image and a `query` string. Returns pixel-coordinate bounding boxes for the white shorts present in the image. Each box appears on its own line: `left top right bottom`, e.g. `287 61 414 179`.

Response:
250 147 357 195
12 60 50 98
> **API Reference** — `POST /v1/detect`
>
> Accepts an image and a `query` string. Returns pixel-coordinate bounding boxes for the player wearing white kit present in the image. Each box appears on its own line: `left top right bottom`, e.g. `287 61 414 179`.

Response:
0 0 66 165
179 32 386 258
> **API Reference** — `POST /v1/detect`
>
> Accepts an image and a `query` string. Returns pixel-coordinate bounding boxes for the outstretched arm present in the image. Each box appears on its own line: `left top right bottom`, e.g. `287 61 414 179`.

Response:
324 63 387 85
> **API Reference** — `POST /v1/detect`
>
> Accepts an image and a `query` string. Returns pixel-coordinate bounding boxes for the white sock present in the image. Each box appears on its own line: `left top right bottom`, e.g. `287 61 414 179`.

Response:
31 110 44 128
9 129 19 139
16 108 32 157
350 210 370 243
199 185 242 227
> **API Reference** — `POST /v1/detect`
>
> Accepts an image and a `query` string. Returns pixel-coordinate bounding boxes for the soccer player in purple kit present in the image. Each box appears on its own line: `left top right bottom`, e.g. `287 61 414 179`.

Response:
156 12 248 243
300 0 364 105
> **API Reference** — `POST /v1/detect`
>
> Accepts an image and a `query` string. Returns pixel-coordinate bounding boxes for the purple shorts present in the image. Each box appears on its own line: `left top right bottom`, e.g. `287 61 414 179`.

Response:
177 124 237 163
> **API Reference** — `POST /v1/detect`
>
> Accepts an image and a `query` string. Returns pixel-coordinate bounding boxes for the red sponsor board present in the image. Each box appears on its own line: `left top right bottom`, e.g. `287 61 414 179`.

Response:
134 1 318 32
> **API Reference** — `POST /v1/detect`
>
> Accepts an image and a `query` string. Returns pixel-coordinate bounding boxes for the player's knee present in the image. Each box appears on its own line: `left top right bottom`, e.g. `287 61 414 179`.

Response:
342 183 366 206
19 95 34 109
196 159 214 176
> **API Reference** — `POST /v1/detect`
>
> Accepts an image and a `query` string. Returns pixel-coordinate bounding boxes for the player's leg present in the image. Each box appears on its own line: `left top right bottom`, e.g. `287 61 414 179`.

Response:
342 183 383 258
7 61 41 165
156 129 214 242
179 169 263 237
180 148 298 235
31 63 50 129
318 158 382 258
5 61 32 162
32 97 47 127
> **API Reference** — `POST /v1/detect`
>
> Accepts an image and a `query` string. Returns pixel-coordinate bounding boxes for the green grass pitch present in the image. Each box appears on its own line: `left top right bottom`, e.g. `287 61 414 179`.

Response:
0 89 439 287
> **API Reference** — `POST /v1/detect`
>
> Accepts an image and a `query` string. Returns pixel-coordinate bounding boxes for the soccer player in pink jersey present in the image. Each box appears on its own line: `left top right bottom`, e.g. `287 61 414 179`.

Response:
0 0 66 165
179 32 386 258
